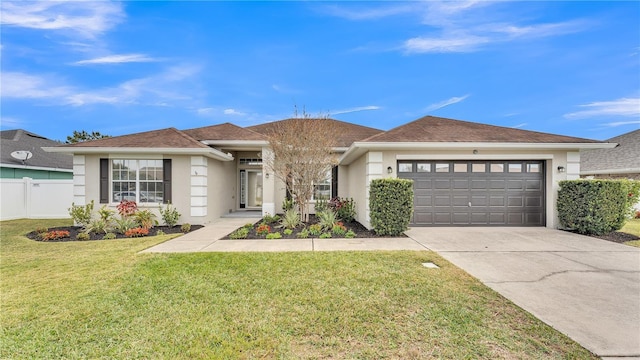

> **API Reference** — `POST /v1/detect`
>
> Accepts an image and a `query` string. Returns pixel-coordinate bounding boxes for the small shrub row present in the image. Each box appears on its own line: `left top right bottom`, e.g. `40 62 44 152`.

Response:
65 201 190 239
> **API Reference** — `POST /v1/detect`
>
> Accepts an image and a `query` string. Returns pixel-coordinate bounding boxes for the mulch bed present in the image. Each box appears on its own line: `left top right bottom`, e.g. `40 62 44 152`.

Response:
589 231 639 244
26 225 203 242
222 215 406 240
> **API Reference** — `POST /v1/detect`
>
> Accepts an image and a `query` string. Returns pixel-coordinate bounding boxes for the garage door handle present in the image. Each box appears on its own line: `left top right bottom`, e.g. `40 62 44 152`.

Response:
468 202 472 207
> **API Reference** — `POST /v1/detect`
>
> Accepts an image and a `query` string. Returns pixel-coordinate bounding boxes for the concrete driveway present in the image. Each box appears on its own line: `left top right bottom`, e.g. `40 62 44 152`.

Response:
406 227 640 360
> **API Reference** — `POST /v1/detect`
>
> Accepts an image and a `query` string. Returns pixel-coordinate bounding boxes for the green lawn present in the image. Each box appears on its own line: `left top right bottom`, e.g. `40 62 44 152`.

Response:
1 219 596 359
622 218 640 247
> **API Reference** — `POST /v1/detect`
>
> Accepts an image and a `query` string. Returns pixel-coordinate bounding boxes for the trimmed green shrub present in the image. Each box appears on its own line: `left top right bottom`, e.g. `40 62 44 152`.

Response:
558 179 640 235
369 178 414 236
76 232 90 241
102 233 117 240
297 229 309 238
181 223 192 233
266 232 282 239
345 229 356 238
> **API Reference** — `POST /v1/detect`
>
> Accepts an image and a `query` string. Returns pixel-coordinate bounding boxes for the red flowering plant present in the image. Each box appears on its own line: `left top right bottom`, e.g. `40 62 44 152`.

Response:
125 227 149 238
41 230 70 241
256 223 271 236
117 200 138 217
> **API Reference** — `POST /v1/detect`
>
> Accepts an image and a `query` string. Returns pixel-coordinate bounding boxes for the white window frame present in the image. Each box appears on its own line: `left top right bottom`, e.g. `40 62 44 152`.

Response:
111 159 163 205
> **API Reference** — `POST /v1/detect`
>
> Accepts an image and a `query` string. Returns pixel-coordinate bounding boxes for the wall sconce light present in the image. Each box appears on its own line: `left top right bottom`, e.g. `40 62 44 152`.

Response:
557 166 565 173
265 172 270 179
387 166 393 174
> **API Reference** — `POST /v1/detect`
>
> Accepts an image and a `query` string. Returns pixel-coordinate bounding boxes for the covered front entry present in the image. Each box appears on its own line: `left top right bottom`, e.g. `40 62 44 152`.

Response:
239 169 263 209
398 160 545 226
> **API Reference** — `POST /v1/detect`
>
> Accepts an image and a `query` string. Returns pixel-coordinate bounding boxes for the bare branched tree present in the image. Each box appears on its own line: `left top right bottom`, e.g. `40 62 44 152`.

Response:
264 109 339 222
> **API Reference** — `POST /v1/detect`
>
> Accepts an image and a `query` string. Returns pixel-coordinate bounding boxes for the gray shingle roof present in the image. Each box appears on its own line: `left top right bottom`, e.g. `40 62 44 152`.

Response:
581 129 640 174
1 129 72 170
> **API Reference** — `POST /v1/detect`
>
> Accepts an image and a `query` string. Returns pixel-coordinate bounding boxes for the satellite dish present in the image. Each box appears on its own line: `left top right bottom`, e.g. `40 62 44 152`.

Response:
10 151 33 163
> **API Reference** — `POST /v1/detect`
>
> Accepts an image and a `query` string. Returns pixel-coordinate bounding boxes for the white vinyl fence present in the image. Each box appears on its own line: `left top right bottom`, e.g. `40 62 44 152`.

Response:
0 177 73 221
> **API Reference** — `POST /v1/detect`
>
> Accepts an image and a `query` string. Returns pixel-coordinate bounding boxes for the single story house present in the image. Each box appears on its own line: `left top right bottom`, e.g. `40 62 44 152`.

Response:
1 129 73 179
45 115 614 228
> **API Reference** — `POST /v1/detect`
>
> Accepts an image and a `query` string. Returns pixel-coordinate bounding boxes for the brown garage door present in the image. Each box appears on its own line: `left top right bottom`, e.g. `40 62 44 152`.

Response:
398 161 545 226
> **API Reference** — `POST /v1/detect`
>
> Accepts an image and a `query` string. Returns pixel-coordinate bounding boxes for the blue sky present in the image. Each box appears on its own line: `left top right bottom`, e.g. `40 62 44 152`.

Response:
1 1 638 142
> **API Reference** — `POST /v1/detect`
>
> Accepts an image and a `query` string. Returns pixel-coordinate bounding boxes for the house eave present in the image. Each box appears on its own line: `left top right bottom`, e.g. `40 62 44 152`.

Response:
580 168 640 176
42 147 234 161
339 142 616 165
0 163 73 173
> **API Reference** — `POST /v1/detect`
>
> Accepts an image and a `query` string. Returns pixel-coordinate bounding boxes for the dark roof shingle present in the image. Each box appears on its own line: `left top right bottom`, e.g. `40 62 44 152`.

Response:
1 129 72 170
581 129 640 173
59 128 210 149
183 123 266 141
363 115 601 143
248 118 383 148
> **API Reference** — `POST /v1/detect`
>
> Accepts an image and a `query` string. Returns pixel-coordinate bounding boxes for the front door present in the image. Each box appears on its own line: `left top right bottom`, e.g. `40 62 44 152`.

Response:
239 170 263 209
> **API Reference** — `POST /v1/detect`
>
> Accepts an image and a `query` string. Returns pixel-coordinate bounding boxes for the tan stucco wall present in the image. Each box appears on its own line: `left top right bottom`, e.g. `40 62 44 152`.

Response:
77 154 236 225
341 148 578 229
345 154 368 227
206 157 236 221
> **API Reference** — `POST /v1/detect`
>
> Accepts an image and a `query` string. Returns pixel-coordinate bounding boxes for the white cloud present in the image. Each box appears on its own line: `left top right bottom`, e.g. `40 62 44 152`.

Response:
330 106 381 115
425 94 470 112
318 4 415 20
1 64 201 107
0 72 71 99
197 108 215 115
74 54 159 65
224 108 246 116
404 34 489 53
603 120 640 127
512 123 528 129
564 97 640 119
0 1 124 38
324 1 588 54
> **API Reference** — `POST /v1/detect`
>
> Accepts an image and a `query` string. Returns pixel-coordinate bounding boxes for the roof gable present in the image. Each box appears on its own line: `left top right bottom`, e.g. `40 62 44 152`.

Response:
60 127 210 149
183 122 266 141
363 115 601 144
248 118 383 147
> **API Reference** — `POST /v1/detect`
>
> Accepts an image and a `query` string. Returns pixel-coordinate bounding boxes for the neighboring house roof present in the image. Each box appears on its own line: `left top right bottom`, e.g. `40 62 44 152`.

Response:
47 127 233 161
581 129 640 175
183 122 266 141
247 118 383 148
362 115 601 143
0 129 72 171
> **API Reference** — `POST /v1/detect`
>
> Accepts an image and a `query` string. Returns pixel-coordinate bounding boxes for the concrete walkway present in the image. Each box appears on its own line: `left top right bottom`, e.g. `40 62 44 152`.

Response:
141 217 428 253
406 227 640 360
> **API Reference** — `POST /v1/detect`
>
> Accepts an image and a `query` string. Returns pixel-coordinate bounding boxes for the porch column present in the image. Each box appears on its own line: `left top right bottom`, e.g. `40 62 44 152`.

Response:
190 156 208 218
262 147 276 216
364 151 383 229
73 155 86 205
